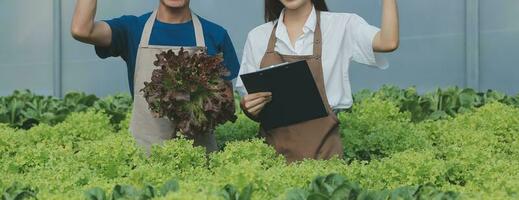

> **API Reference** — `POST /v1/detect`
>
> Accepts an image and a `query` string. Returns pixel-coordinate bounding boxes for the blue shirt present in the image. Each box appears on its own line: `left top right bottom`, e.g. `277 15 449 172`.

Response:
95 12 240 95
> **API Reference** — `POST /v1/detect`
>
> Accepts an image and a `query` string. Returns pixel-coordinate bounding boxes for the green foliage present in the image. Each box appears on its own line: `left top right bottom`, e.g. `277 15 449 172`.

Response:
354 85 519 122
74 133 142 179
215 112 259 150
339 98 431 161
286 174 458 200
416 102 519 198
2 86 516 131
209 139 285 169
1 182 38 200
83 180 252 200
1 87 519 199
220 184 254 200
344 150 447 189
0 90 131 130
84 179 179 200
148 138 207 172
337 98 519 199
0 111 141 198
92 93 133 130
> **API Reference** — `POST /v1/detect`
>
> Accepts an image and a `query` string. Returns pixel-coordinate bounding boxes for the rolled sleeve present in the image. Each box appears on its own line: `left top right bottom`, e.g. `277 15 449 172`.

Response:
349 14 388 69
235 35 259 97
95 16 130 60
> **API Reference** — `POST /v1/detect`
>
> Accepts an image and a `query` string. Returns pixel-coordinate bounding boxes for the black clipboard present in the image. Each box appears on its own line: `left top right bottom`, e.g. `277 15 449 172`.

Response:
240 60 328 130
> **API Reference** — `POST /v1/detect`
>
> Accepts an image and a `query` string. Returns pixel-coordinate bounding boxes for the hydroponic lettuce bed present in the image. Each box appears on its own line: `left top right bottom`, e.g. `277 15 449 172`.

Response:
1 86 518 200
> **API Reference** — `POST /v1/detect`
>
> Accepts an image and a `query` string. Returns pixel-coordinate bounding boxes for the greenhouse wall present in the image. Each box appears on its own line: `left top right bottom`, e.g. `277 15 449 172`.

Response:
0 0 517 97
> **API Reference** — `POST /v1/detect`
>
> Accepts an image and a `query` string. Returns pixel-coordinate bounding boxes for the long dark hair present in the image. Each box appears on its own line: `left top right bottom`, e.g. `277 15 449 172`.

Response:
264 0 329 22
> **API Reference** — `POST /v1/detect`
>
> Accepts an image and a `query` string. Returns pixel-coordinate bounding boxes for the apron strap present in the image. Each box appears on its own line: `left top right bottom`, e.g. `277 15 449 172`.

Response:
265 11 322 58
192 12 206 47
313 11 322 59
139 10 206 48
265 22 278 54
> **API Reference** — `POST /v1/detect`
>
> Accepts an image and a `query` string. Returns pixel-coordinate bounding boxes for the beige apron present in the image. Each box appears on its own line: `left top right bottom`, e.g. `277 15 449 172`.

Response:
259 11 344 162
130 10 217 154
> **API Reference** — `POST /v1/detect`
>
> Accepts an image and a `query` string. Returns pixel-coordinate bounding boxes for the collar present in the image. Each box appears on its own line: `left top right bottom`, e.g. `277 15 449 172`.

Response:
275 6 317 40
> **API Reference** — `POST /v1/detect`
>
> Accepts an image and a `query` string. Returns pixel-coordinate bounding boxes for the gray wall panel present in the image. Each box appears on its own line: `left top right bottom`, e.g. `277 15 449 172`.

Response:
0 0 54 95
0 0 517 97
340 0 467 92
480 0 519 94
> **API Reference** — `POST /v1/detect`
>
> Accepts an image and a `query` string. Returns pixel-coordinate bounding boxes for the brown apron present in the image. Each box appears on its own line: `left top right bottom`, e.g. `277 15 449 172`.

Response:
258 11 344 162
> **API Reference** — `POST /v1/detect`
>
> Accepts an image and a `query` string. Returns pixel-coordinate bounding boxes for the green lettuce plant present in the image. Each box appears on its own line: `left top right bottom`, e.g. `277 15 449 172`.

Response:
0 90 131 130
2 89 519 199
84 179 179 200
1 182 38 200
286 174 459 200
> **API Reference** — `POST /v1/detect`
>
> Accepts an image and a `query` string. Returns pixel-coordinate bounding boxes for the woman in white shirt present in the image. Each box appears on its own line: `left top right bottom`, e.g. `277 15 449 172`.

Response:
236 0 399 162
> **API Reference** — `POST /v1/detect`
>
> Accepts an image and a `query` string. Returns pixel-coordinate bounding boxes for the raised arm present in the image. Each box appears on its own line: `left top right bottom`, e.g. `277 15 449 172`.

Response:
373 0 399 52
70 0 112 47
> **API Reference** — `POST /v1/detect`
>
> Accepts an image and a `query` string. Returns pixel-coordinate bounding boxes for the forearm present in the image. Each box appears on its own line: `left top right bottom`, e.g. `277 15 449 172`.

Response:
71 0 111 46
374 0 399 52
71 0 97 38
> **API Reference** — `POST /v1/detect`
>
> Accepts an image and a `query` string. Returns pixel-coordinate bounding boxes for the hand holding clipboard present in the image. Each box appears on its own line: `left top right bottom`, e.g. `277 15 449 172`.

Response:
240 60 328 130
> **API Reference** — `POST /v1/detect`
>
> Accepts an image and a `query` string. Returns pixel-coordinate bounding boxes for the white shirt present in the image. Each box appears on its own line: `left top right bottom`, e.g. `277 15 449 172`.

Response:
236 7 389 109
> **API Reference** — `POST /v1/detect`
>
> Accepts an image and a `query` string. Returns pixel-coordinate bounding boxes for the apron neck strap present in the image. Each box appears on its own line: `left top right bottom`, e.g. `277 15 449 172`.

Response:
266 11 322 58
139 10 206 48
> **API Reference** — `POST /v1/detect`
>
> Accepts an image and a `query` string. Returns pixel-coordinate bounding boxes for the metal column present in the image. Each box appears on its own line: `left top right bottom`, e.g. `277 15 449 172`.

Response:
466 0 480 91
52 0 63 97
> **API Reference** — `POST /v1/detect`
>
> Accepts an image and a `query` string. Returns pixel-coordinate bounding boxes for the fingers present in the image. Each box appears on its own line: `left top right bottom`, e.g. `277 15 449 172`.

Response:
248 101 269 116
242 92 272 108
245 95 271 109
240 92 273 117
243 92 272 102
